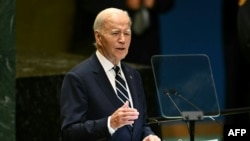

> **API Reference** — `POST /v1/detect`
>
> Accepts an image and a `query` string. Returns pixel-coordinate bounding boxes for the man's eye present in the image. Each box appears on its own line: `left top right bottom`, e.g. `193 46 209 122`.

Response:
111 32 119 35
124 32 131 36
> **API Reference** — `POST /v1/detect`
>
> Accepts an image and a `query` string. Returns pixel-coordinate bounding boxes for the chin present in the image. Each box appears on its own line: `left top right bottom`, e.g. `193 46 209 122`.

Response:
121 55 127 60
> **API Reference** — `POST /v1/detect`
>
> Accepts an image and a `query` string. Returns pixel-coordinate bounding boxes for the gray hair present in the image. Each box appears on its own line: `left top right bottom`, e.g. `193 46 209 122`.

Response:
92 7 132 47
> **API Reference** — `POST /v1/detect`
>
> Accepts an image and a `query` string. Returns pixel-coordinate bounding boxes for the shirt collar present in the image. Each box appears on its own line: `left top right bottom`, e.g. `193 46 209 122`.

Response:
96 50 121 72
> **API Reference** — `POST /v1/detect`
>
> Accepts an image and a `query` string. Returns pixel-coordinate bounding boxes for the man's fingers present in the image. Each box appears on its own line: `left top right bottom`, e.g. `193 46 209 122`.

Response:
121 101 129 108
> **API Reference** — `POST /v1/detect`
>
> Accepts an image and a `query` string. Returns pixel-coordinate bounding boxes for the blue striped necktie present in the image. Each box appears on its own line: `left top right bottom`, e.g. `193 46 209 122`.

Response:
113 66 130 106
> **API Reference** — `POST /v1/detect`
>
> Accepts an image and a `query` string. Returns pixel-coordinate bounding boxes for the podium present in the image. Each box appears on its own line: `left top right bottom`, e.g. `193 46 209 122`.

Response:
150 54 221 141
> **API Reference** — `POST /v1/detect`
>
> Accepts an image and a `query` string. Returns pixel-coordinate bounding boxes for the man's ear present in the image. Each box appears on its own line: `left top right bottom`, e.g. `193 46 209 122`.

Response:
94 31 102 46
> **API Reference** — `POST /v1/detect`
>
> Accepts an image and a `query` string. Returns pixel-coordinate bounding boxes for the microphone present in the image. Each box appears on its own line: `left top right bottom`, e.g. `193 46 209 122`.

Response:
163 88 203 120
164 89 202 111
163 88 183 117
164 88 178 96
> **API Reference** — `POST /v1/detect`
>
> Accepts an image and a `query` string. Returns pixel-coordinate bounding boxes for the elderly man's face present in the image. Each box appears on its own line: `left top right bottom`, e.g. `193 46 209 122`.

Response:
96 12 131 65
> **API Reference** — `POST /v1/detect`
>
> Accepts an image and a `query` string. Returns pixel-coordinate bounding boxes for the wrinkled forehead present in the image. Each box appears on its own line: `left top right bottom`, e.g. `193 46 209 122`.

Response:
107 14 130 25
105 11 131 24
103 13 131 30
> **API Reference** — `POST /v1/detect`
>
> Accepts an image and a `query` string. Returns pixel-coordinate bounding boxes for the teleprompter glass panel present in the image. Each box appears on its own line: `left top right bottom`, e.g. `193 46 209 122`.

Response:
151 54 220 119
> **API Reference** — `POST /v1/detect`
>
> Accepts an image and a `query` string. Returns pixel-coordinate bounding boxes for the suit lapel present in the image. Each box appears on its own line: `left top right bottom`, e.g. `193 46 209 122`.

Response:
90 54 124 109
91 57 141 137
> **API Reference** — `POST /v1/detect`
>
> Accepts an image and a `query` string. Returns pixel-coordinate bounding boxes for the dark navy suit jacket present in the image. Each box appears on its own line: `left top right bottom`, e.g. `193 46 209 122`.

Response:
60 53 154 141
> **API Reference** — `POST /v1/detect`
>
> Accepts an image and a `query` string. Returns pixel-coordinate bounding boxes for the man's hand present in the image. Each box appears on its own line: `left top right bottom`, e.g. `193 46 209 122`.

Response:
143 134 161 141
110 101 139 129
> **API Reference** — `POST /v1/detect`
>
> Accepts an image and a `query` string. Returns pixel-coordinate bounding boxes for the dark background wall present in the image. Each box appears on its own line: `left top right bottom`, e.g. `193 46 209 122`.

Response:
159 0 225 110
159 0 250 127
16 0 74 56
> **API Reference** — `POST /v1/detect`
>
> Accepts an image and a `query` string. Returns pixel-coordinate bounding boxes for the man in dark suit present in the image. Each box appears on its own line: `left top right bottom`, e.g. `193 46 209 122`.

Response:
60 8 161 141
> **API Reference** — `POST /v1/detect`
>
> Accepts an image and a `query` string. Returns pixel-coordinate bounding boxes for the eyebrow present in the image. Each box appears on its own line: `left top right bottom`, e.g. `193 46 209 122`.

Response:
111 29 131 32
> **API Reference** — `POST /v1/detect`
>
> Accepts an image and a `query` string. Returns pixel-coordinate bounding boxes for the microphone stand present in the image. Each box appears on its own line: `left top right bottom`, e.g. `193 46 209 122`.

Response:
164 89 203 141
188 120 195 141
182 111 203 141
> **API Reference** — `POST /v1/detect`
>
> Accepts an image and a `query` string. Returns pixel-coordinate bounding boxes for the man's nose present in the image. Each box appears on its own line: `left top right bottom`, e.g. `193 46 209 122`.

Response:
118 34 126 43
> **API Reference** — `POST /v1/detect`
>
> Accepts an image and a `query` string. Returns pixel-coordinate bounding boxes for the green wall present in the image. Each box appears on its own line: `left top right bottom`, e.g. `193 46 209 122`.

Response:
0 0 16 140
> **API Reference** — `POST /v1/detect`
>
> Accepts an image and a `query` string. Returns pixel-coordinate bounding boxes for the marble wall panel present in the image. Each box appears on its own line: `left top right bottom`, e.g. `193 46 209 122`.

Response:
0 0 16 140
